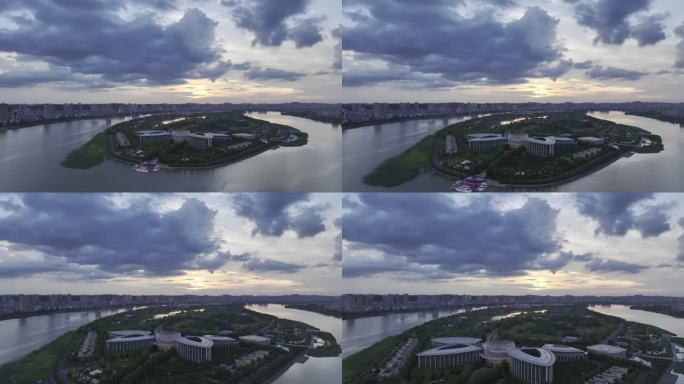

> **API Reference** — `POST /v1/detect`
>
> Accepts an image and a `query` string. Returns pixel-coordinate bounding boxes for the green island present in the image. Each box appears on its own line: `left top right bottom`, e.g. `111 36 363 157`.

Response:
626 111 684 127
364 112 663 188
631 305 684 319
61 113 308 170
0 305 339 384
343 306 676 384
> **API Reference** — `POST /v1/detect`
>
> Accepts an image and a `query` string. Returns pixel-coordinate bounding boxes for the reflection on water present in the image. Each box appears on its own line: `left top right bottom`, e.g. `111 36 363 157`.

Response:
245 304 341 384
0 308 140 366
588 305 684 336
0 112 340 192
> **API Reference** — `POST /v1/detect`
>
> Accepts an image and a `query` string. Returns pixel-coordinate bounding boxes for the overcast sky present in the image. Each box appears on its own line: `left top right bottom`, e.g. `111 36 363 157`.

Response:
342 0 684 103
343 193 684 296
0 0 341 103
0 193 342 295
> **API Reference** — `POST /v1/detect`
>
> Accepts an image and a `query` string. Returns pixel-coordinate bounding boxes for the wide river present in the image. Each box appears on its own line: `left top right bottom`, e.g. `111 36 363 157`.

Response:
246 304 342 384
0 307 140 366
589 305 684 337
342 111 684 192
0 112 341 192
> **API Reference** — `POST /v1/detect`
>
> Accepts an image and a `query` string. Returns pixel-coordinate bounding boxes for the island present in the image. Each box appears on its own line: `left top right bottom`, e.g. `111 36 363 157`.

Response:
363 112 663 190
0 305 340 384
343 306 675 384
61 113 308 170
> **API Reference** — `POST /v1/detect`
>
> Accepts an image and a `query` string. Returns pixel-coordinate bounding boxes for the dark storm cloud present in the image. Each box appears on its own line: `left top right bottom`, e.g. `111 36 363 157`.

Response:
585 65 648 80
225 0 324 48
567 0 665 46
0 3 231 86
585 258 649 273
575 194 671 238
232 193 326 238
0 195 236 278
245 67 306 81
243 258 305 273
342 195 571 279
331 26 342 71
342 1 569 86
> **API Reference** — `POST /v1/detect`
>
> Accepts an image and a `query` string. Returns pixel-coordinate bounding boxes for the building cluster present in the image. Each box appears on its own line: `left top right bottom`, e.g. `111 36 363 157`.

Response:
340 102 684 125
416 337 590 384
0 294 338 316
462 132 582 158
104 328 272 365
0 102 339 127
339 294 684 315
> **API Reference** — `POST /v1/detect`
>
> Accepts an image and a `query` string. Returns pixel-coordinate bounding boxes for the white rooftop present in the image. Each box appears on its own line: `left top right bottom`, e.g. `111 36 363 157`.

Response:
509 347 556 366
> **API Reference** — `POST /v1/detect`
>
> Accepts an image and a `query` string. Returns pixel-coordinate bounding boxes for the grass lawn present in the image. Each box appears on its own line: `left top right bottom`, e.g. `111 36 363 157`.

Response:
553 360 602 384
61 132 109 169
363 135 434 187
0 330 77 384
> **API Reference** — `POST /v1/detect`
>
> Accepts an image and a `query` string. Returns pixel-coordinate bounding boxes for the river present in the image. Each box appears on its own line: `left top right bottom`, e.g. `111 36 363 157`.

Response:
0 308 139 366
0 112 341 192
245 304 342 384
341 308 475 358
342 112 684 192
589 305 684 337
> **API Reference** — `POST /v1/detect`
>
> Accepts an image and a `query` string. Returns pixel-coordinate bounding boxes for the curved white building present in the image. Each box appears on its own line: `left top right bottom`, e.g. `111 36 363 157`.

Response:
106 331 155 353
186 132 232 149
508 348 556 384
204 335 237 349
468 133 508 151
417 344 483 369
525 137 556 157
176 336 213 363
542 344 585 362
137 130 172 145
578 137 604 146
483 340 516 364
548 136 577 151
432 337 481 347
239 335 271 346
587 344 626 358
155 329 181 350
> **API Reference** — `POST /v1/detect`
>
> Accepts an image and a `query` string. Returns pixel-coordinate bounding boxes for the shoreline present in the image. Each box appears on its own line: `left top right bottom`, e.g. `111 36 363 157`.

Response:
0 305 146 322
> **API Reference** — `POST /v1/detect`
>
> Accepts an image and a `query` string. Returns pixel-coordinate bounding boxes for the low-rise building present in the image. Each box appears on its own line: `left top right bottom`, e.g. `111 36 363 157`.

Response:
468 133 508 151
508 347 556 384
417 343 482 369
587 344 626 358
106 331 155 353
541 344 585 362
176 336 213 363
204 335 238 349
525 137 556 157
137 130 172 145
239 335 271 346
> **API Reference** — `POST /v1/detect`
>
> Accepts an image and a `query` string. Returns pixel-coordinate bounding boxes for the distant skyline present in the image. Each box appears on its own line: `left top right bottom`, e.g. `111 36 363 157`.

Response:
0 193 342 295
343 193 684 296
0 0 341 104
342 0 684 103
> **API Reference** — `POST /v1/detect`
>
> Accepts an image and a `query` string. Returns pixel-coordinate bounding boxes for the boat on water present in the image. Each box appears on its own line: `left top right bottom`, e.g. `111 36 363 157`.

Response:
451 176 488 193
133 160 161 173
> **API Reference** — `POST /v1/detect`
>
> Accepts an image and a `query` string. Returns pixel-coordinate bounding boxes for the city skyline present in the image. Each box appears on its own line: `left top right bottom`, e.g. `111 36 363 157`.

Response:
0 0 341 104
342 0 684 103
342 193 684 296
0 193 342 295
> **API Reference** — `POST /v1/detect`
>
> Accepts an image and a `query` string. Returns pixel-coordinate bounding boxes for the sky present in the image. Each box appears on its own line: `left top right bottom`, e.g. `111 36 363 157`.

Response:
0 0 341 103
343 193 684 296
0 193 342 295
342 0 684 103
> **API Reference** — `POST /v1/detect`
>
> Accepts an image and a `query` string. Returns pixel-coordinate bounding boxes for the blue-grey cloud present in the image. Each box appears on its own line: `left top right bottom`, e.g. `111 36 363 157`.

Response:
343 194 569 279
225 0 324 48
575 193 671 238
0 3 232 86
245 67 306 81
678 218 684 261
343 1 569 86
232 193 326 238
0 194 234 278
585 258 649 273
244 258 305 273
567 0 665 46
585 65 648 80
676 23 684 69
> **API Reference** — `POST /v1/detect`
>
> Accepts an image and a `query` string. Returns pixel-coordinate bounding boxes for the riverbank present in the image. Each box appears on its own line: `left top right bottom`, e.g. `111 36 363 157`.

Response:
631 305 684 319
626 111 684 127
0 306 145 322
284 304 344 319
